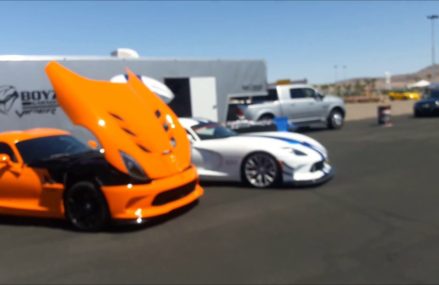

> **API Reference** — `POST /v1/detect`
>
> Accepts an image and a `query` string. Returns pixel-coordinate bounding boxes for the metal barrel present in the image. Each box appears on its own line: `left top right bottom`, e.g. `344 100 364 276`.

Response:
378 105 391 125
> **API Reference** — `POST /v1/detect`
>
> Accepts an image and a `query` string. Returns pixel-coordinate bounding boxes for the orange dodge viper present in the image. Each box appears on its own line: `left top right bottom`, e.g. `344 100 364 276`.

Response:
0 62 203 231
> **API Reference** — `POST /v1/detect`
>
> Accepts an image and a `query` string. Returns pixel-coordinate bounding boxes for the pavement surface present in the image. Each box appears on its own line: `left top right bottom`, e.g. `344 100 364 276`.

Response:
345 100 414 121
1 115 439 284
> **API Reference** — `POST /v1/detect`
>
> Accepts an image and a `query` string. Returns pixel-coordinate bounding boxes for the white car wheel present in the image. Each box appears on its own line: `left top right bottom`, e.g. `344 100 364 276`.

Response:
242 152 280 188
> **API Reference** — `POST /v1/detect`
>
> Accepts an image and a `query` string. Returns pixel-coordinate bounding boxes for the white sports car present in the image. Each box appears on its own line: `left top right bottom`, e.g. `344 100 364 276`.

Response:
179 118 334 188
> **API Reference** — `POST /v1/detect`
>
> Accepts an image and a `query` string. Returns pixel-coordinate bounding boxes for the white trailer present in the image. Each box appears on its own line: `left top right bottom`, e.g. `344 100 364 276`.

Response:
0 54 267 134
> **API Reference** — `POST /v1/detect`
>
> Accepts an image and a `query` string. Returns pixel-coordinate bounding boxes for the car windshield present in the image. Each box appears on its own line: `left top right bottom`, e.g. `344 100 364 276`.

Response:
424 89 439 99
192 122 237 140
16 135 90 164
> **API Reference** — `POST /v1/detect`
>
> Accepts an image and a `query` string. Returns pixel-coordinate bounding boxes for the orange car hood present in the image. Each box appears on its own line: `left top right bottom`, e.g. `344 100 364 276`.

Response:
45 62 191 179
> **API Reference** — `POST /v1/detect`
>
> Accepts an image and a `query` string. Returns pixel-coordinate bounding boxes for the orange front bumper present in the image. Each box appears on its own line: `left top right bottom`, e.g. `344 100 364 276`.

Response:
101 165 204 220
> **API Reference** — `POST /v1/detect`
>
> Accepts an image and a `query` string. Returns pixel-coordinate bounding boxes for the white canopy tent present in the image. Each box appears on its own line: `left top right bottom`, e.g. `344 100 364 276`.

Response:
407 80 430 89
110 74 175 103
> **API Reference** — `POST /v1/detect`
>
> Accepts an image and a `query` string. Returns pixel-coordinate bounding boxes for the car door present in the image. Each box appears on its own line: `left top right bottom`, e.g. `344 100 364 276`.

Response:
185 129 204 169
0 142 45 213
302 88 326 119
284 88 323 122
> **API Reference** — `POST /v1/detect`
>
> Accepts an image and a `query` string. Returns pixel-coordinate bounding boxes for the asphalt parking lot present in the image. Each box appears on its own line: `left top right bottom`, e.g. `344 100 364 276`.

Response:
1 115 439 284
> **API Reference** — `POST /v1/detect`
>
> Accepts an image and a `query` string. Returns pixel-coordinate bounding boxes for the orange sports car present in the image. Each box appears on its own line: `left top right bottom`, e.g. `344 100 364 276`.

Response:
0 62 204 231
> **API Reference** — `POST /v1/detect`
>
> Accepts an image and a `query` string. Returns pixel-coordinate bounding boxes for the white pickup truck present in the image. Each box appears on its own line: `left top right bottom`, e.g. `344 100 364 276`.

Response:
237 84 346 129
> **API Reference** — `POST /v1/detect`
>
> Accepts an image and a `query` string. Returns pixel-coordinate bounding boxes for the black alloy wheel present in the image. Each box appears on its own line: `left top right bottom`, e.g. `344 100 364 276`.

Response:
64 181 110 231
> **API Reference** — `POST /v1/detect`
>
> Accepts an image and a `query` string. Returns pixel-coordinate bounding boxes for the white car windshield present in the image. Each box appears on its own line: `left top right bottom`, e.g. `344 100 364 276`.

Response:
192 122 237 140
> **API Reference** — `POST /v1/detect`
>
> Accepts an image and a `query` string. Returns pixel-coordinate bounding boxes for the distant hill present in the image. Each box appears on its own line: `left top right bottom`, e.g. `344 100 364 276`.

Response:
313 64 439 97
337 64 439 90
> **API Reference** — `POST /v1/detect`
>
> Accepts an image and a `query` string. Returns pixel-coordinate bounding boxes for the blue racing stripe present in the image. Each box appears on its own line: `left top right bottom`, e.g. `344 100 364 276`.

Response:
247 135 325 160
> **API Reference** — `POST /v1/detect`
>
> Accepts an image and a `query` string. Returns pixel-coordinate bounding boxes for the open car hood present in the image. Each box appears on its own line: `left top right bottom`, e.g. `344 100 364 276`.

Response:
45 62 191 179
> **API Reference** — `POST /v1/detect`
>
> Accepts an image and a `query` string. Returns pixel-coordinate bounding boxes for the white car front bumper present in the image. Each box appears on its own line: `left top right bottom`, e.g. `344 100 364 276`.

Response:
281 160 334 186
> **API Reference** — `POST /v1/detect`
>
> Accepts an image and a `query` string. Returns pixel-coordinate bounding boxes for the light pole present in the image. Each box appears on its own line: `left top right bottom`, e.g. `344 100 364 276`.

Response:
342 65 347 81
427 14 438 81
341 65 347 96
334 65 338 83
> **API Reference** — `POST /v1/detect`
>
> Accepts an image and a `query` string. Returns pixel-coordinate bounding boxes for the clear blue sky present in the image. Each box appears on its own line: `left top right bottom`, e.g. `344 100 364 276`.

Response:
0 1 438 83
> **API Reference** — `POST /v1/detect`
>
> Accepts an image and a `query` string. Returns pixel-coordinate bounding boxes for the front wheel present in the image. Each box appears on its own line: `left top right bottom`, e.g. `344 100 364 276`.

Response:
241 152 281 188
327 109 344 129
64 181 110 231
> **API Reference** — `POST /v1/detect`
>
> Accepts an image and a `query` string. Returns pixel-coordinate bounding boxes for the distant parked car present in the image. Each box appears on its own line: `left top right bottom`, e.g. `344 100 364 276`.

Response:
414 87 439 117
237 84 346 129
388 89 421 101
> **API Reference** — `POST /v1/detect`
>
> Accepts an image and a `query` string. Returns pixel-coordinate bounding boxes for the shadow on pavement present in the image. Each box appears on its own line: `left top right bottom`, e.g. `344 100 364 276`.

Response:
296 126 330 134
0 215 69 230
201 180 330 191
0 200 200 233
108 200 199 233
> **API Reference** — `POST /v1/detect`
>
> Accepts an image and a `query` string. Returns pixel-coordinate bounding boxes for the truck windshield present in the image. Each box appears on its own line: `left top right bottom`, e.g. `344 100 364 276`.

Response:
16 135 90 164
192 122 237 140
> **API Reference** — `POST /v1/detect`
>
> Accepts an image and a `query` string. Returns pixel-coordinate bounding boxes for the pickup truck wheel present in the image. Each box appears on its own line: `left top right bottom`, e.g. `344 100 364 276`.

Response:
64 181 110 232
327 109 344 129
258 114 274 122
241 152 280 188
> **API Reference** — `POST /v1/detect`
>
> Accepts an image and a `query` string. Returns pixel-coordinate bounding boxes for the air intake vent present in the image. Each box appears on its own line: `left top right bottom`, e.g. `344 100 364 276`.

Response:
137 144 150 153
122 127 136 137
109 112 124 121
155 110 161 118
170 137 176 147
152 180 196 206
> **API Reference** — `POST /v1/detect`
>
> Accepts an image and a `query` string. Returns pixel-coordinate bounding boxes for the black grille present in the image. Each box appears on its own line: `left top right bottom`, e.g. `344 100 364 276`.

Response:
152 180 197 206
311 161 324 172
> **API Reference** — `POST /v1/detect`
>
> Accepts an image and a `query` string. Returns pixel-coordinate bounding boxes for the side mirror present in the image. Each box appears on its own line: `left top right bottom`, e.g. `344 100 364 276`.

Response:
87 140 99 150
0 154 11 166
0 154 22 174
315 93 324 100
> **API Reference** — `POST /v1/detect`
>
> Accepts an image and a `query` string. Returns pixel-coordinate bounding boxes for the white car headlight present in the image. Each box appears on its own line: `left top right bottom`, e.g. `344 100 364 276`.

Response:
119 151 149 181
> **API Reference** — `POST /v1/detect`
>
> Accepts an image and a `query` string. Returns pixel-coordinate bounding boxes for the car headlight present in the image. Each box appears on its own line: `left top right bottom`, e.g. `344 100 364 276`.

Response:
283 147 307 156
435 101 439 106
120 151 149 181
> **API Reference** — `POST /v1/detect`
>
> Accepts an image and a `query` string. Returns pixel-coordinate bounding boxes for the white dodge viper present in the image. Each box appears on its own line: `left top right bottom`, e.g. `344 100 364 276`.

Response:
179 118 334 188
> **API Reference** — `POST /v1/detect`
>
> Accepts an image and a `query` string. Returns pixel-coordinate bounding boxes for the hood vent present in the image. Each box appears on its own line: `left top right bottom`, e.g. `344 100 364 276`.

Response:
122 127 136 137
155 109 161 118
109 112 124 121
137 143 150 153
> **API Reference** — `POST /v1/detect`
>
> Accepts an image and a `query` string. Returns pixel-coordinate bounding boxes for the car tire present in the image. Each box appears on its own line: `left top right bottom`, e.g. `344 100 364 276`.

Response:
258 114 274 122
327 109 344 129
64 181 110 232
241 152 281 188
